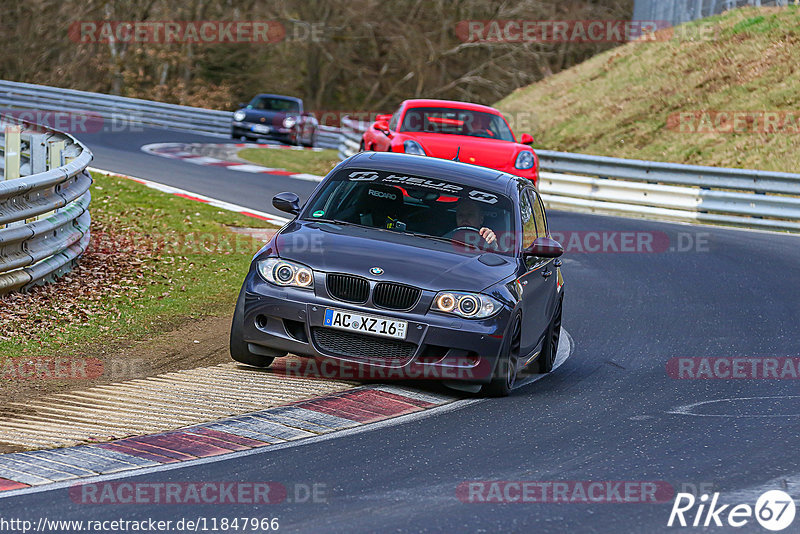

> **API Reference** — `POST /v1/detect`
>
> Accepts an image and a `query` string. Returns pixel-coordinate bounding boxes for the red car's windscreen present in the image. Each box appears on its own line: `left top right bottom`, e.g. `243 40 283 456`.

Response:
399 107 515 142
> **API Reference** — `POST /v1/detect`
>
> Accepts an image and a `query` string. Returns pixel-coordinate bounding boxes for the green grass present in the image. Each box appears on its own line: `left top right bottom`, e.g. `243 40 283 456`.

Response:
495 6 800 172
0 172 276 359
238 147 341 176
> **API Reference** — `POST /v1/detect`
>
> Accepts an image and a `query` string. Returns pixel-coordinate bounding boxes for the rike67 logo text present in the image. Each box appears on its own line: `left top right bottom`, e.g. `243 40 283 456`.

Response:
668 490 796 531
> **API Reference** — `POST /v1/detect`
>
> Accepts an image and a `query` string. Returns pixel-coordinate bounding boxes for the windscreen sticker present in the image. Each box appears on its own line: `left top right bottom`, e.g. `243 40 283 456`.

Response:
368 189 399 201
312 210 325 217
381 174 462 193
468 190 499 205
348 171 380 181
345 169 500 204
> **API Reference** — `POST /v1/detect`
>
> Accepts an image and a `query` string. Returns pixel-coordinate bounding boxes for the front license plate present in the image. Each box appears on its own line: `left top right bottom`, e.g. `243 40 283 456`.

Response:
251 124 271 133
323 308 407 340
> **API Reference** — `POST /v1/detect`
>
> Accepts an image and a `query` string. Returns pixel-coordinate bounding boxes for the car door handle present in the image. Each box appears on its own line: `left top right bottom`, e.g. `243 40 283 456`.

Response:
542 270 553 279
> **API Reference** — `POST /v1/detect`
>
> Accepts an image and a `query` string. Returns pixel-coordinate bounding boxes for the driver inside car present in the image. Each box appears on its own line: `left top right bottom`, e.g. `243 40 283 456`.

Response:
445 200 497 246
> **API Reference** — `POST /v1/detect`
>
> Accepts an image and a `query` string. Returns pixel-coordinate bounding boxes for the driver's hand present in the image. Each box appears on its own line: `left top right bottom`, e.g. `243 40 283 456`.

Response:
479 227 496 245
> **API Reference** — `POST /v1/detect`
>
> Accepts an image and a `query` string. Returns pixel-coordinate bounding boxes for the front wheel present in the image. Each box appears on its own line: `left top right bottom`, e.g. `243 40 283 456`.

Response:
230 287 282 368
483 317 522 397
536 295 563 374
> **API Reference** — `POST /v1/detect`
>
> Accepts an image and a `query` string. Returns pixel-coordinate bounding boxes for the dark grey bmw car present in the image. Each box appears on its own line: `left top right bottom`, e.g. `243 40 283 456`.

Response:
230 152 564 396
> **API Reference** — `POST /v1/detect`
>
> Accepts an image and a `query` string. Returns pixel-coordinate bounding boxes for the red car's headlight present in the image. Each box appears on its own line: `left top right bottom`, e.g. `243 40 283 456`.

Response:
515 151 535 170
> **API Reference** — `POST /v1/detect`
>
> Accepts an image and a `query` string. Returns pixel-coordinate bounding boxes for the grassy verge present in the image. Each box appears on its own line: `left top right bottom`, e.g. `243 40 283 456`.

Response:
0 172 276 359
238 147 341 176
496 6 800 172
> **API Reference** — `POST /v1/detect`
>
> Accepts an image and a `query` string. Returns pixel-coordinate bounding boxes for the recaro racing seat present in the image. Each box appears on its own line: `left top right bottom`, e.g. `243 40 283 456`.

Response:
353 184 404 229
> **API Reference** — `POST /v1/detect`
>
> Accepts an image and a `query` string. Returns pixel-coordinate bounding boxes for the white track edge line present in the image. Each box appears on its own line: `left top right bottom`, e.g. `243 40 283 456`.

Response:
88 167 290 225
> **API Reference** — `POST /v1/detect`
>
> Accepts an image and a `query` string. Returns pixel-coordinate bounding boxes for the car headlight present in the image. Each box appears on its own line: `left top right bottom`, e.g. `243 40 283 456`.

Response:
403 140 427 156
233 110 246 122
515 151 535 170
431 291 501 319
257 258 314 289
283 116 298 128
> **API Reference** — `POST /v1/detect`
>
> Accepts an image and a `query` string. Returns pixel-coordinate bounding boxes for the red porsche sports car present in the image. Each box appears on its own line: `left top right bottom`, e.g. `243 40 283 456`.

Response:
361 99 538 185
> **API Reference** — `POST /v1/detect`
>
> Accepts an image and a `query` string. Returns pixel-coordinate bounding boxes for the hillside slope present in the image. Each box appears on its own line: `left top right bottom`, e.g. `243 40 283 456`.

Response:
496 7 800 172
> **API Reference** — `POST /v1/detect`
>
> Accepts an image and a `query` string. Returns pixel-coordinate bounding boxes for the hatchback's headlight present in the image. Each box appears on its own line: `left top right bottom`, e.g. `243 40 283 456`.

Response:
283 116 298 128
257 258 314 288
233 110 246 122
515 151 535 170
431 291 501 319
403 140 427 156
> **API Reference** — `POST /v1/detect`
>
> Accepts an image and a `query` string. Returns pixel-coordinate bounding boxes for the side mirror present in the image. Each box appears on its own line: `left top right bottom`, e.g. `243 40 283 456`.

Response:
523 237 563 259
375 114 392 122
374 120 391 135
520 133 534 145
272 192 301 215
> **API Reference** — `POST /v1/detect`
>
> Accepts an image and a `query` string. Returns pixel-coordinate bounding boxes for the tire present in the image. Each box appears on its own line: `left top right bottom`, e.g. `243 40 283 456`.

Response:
483 317 522 397
536 295 563 374
230 287 281 368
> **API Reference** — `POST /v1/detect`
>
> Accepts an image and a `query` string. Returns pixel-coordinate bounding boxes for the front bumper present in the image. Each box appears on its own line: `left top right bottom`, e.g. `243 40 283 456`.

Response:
232 121 294 142
239 270 513 383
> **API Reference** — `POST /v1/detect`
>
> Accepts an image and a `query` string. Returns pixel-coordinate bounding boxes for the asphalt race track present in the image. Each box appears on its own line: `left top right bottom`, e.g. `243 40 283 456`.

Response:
4 128 799 532
79 127 321 212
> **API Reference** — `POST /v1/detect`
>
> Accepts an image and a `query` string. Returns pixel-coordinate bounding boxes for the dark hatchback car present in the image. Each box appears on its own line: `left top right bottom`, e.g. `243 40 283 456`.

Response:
230 152 564 396
231 94 318 146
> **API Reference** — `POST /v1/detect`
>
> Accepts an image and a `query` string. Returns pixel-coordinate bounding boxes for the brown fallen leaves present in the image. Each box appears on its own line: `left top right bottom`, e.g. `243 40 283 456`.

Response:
0 218 159 347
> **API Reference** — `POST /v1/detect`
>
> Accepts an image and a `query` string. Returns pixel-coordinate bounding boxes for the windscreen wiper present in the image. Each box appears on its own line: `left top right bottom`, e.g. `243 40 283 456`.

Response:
313 218 368 229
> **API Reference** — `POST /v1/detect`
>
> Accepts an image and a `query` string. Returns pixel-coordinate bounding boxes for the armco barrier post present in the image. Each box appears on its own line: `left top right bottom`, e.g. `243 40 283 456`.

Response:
44 139 66 218
3 125 21 180
0 117 93 294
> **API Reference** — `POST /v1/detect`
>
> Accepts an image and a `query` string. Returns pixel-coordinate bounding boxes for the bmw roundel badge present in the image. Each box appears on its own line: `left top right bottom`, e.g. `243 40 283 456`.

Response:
370 267 384 275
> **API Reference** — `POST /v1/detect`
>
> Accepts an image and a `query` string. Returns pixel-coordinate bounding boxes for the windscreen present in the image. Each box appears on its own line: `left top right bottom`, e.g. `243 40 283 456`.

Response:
248 96 300 113
303 168 517 255
399 107 515 142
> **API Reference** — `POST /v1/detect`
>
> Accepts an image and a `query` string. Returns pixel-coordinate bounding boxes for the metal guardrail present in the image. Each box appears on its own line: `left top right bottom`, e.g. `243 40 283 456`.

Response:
633 0 795 29
316 125 342 150
337 117 800 232
0 79 232 137
0 115 93 294
338 117 368 160
0 80 344 149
